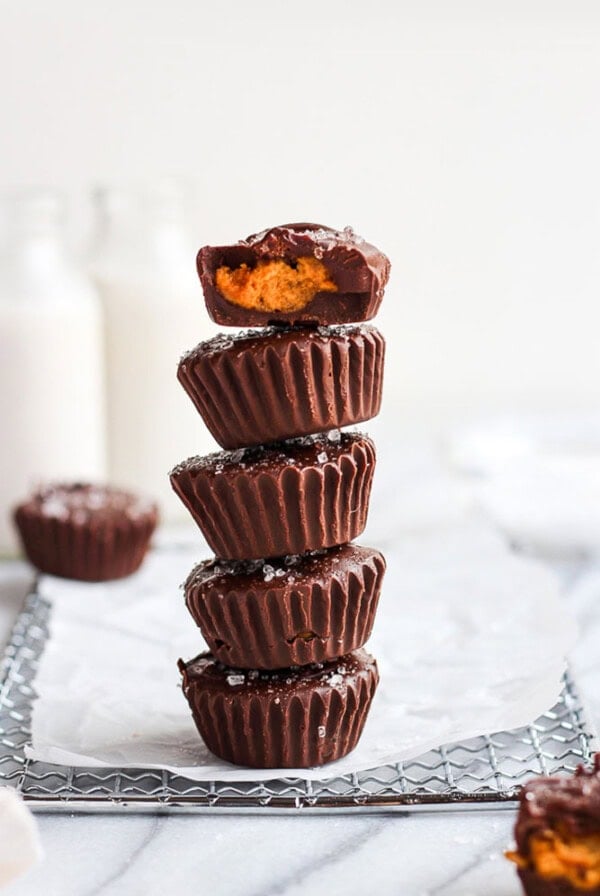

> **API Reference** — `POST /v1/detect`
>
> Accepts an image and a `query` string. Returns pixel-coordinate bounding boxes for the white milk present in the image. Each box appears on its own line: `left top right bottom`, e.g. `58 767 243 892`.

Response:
91 185 217 523
0 191 106 555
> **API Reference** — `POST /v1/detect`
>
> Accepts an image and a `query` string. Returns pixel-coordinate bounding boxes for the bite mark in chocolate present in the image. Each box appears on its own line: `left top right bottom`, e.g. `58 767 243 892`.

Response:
198 223 390 327
507 756 600 893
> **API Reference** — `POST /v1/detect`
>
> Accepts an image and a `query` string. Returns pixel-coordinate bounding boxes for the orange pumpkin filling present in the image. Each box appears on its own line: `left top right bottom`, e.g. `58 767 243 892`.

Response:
215 257 338 312
507 830 600 890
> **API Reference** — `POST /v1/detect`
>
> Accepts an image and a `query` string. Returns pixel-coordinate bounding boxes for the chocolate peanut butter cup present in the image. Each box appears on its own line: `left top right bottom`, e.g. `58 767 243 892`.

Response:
14 483 158 581
177 324 385 449
507 755 600 895
179 648 379 768
197 223 390 327
184 544 386 669
170 432 376 560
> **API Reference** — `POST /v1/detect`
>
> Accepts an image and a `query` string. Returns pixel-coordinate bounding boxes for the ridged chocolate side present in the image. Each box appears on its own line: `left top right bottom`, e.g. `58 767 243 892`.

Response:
517 869 599 896
13 506 157 582
184 544 386 669
179 649 379 768
170 433 376 560
177 325 385 449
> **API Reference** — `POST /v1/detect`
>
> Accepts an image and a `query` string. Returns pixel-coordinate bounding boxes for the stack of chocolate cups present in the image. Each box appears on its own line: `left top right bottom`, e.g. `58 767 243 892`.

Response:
171 223 390 769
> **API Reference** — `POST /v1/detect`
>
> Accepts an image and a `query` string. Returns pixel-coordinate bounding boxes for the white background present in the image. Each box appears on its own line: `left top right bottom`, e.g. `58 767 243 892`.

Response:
1 0 599 421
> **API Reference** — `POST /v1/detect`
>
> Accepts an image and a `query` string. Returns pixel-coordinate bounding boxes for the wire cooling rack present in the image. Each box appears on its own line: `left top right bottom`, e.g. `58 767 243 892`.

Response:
0 588 596 814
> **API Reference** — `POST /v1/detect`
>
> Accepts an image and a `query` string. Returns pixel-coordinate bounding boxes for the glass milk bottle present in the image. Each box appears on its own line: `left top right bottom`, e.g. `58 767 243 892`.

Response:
0 190 106 555
90 182 217 524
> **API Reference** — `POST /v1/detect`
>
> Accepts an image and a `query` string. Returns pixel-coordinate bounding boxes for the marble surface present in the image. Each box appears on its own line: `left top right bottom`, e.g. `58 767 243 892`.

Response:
2 430 600 896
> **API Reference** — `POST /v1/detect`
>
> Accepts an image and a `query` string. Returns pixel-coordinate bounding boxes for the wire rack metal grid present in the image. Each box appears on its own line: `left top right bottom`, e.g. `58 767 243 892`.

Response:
0 588 596 814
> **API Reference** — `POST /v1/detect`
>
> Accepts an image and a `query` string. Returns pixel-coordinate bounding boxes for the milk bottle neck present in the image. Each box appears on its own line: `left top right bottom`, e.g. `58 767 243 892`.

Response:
2 191 71 284
91 183 194 277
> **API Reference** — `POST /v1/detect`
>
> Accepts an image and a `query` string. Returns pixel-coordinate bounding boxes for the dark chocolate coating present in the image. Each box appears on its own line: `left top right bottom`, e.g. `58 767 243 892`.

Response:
177 324 385 449
517 868 600 896
13 483 158 582
184 543 386 669
179 647 379 768
510 757 600 894
170 432 376 560
515 757 600 854
197 223 390 327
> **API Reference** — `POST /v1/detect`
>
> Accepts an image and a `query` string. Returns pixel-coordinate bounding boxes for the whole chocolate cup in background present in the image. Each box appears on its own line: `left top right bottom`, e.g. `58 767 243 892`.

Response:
13 483 158 582
170 432 376 560
197 223 391 328
184 544 386 669
177 324 385 450
517 869 597 896
179 648 379 768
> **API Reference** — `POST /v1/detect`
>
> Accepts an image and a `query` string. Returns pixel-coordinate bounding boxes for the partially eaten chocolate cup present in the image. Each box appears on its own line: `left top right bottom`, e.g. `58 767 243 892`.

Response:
184 544 386 669
507 756 600 895
197 223 391 327
178 648 379 768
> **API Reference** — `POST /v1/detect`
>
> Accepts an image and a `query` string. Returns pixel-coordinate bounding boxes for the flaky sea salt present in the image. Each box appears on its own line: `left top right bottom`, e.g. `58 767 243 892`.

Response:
86 491 107 509
317 451 328 464
226 674 245 687
318 726 326 738
262 564 275 582
40 499 69 519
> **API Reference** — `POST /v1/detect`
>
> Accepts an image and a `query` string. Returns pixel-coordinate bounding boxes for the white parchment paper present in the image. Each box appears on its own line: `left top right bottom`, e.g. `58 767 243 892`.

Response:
27 523 577 781
447 413 600 555
477 457 600 556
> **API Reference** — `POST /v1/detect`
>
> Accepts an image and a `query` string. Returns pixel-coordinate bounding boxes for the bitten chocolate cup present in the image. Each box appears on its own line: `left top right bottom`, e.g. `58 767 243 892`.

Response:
178 648 379 768
184 544 386 669
507 755 600 895
197 223 391 327
177 324 385 449
169 432 376 560
13 483 158 582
